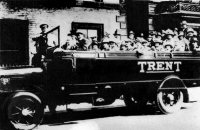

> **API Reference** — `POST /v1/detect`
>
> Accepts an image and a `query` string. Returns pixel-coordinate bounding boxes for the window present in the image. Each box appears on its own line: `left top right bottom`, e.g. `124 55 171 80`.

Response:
71 22 104 42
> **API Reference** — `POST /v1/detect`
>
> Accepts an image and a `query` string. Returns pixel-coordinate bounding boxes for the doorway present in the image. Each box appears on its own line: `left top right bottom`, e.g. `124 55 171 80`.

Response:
0 19 29 66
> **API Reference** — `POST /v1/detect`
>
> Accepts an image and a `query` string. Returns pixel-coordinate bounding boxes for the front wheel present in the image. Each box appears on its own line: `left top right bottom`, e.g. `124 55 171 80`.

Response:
5 92 44 130
157 90 184 114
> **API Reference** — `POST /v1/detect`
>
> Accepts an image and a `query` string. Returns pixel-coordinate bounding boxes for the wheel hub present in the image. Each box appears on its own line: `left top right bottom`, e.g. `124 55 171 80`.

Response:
157 90 184 114
21 108 35 117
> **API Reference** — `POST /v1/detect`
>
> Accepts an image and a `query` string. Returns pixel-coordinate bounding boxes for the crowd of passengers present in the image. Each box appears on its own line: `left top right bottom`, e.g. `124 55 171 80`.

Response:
61 21 200 53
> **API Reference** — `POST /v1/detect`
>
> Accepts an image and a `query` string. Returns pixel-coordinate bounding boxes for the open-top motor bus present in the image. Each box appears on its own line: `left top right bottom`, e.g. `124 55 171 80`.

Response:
0 26 199 130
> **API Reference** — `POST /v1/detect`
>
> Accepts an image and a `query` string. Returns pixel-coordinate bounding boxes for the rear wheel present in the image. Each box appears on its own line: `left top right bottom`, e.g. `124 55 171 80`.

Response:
157 90 183 114
5 92 44 130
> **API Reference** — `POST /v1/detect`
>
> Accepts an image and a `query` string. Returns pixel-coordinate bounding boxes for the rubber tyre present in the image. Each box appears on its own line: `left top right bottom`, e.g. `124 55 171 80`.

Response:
4 92 44 130
157 90 184 114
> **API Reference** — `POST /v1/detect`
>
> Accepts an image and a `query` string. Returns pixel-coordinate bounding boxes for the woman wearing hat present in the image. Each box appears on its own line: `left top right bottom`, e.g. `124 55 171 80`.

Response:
180 20 189 37
102 42 110 51
186 28 194 42
164 43 173 52
112 29 122 47
156 32 162 40
163 29 178 49
151 38 164 52
137 39 152 53
128 31 136 42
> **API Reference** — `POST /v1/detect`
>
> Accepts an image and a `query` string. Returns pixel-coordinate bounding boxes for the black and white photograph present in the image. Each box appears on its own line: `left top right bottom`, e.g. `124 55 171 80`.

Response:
1 0 200 130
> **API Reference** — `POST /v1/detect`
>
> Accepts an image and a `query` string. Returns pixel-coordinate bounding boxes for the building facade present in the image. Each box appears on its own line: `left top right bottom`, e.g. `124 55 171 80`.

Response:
147 0 200 32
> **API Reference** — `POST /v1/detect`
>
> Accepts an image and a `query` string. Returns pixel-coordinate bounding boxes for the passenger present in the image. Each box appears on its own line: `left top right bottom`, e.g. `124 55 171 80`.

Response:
151 32 163 47
101 33 111 51
138 39 152 53
69 30 78 41
174 31 189 51
62 31 78 50
197 31 200 46
180 20 189 37
164 43 173 52
88 36 99 51
150 31 157 40
102 42 110 51
61 36 77 50
128 31 136 42
193 30 198 37
127 41 136 51
147 34 153 42
91 43 100 51
120 43 128 51
76 32 91 51
151 39 164 52
121 32 134 51
136 33 146 43
148 35 156 48
102 32 111 43
190 37 200 51
186 28 194 42
112 29 122 47
156 32 162 40
163 29 177 49
109 41 120 51
173 28 179 41
161 30 166 40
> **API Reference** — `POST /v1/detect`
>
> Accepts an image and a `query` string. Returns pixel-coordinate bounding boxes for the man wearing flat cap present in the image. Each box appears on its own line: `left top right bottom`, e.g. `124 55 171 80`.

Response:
32 24 58 66
33 24 58 54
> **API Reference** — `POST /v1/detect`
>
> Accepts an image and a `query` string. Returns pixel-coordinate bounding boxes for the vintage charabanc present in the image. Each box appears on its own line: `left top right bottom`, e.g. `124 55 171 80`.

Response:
0 27 200 130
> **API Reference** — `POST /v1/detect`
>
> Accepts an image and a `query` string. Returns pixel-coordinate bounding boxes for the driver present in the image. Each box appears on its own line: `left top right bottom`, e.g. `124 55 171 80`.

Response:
33 24 58 56
32 24 58 66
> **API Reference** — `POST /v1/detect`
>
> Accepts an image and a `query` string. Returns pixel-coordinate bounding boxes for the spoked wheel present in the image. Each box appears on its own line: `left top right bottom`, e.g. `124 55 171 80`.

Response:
5 92 44 130
157 90 184 114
